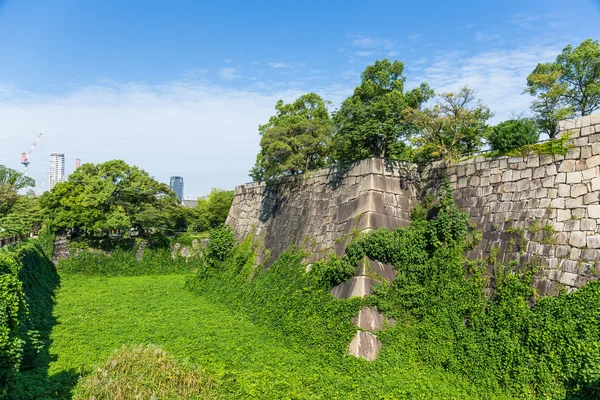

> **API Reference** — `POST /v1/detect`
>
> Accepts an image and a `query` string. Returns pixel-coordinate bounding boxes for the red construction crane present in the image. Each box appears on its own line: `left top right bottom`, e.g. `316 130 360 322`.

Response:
21 133 43 172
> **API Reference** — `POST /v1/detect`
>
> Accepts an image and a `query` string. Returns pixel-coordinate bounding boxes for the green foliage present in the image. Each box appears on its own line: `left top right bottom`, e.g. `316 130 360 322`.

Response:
409 87 493 161
250 93 333 182
331 59 433 163
40 160 180 237
0 195 43 239
57 244 196 276
189 189 234 232
203 226 235 264
72 344 217 400
0 241 58 398
526 39 600 136
486 131 574 157
0 165 36 218
489 119 540 153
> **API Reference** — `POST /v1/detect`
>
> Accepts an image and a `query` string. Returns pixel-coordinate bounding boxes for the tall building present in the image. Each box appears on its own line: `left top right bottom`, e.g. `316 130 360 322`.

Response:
49 153 65 190
170 176 184 203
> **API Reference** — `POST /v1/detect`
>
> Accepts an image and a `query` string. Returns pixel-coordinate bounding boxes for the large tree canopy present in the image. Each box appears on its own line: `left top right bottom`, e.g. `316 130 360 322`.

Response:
40 160 179 236
331 59 433 163
409 87 492 161
250 93 332 182
526 39 600 137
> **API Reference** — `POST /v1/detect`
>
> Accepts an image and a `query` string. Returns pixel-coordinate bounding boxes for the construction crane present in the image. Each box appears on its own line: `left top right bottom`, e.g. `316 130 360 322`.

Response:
21 133 43 174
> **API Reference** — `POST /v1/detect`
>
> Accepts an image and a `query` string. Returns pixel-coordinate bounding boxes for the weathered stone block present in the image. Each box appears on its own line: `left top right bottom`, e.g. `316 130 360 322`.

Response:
331 276 377 299
587 155 600 169
348 331 381 361
557 209 572 222
589 205 600 219
584 192 599 205
587 235 600 249
352 307 385 332
558 184 571 197
566 171 583 184
559 160 575 173
569 231 586 248
581 218 597 231
570 184 588 198
556 173 566 184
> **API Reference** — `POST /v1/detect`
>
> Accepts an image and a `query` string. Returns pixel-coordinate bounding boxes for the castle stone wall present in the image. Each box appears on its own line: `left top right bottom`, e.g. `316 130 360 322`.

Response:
227 114 600 296
226 158 419 265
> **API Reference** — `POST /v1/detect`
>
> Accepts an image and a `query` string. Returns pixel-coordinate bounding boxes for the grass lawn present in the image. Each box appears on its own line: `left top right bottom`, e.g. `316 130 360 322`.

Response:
45 274 505 399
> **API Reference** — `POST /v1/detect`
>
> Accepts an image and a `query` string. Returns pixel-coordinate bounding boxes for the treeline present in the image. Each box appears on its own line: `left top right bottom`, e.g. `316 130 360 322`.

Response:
0 160 234 242
251 39 600 182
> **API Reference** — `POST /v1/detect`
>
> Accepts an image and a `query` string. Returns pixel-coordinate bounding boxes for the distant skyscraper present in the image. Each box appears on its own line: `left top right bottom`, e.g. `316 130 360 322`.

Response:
170 176 184 203
49 153 65 190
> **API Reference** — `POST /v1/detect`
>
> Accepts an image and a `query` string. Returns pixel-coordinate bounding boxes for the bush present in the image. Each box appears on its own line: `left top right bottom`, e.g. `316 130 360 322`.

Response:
72 344 216 400
204 226 235 264
489 119 540 154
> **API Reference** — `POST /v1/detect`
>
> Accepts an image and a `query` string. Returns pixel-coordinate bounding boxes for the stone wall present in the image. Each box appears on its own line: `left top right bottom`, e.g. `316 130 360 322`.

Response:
423 113 600 296
227 114 600 296
226 158 419 265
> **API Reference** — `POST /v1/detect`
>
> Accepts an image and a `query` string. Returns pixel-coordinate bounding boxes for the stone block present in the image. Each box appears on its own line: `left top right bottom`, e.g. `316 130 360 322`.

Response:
532 167 545 179
540 155 554 165
587 155 600 169
551 197 565 209
566 148 581 159
348 331 381 361
587 235 600 249
569 231 586 248
557 209 572 222
589 205 600 219
538 176 552 189
558 184 571 197
592 177 600 191
559 160 575 173
573 208 587 219
331 276 377 299
559 272 578 287
582 145 592 159
352 307 384 332
581 218 597 231
582 167 597 181
570 184 588 198
563 220 580 232
556 173 566 184
584 192 599 205
567 171 583 184
592 143 600 155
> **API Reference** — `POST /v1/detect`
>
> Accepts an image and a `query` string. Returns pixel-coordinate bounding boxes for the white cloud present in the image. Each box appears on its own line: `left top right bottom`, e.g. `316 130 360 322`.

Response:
0 80 351 198
351 34 396 50
268 62 289 68
409 45 561 123
218 67 239 80
408 34 421 40
474 32 501 42
355 51 376 57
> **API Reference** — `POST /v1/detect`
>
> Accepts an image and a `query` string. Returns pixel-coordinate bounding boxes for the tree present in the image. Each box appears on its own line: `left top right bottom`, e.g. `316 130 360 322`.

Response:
526 39 600 136
409 87 492 161
189 189 234 232
0 166 35 216
488 118 540 154
40 160 179 237
331 59 434 163
250 93 332 182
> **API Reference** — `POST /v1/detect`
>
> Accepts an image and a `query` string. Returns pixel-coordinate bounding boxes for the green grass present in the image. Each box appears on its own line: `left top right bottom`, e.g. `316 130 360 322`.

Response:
43 273 501 399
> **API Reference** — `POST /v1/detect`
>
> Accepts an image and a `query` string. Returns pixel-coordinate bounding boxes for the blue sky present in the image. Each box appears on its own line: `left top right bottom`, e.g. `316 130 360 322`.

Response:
1 0 599 197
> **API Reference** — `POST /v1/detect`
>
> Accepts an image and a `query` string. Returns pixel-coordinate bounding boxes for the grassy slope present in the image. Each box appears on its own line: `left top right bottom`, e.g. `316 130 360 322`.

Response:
48 274 505 399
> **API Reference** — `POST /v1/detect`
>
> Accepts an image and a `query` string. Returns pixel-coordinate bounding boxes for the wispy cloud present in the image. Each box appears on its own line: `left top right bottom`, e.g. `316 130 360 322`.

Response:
410 45 561 123
268 62 289 68
218 67 239 80
351 34 396 50
355 51 376 57
474 32 501 42
408 33 421 40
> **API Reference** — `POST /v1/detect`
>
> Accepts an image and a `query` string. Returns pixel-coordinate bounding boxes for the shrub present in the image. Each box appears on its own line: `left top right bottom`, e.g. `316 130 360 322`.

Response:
204 226 235 264
489 119 540 154
72 344 217 400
